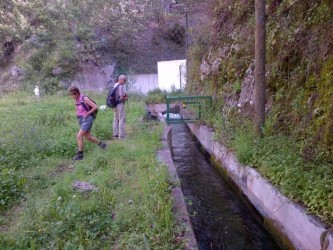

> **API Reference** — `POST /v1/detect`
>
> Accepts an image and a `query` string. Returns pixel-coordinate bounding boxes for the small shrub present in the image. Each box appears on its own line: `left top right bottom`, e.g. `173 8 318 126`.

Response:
145 88 167 104
145 88 184 104
232 129 254 164
0 168 26 211
164 23 185 45
42 77 60 94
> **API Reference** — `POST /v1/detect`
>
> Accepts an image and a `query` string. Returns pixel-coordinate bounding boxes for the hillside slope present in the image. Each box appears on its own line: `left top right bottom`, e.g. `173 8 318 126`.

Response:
187 0 333 161
0 0 186 93
185 0 333 223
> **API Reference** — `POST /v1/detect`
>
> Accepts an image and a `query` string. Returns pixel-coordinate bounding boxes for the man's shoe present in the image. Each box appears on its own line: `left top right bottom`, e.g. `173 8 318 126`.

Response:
99 141 107 149
74 152 83 161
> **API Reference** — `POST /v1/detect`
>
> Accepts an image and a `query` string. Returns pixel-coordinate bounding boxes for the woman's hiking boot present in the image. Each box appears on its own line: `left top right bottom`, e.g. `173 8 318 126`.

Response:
99 141 107 149
74 151 83 160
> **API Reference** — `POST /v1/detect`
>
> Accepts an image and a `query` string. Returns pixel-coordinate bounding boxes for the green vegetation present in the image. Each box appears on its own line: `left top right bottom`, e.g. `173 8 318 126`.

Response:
0 0 331 240
231 121 332 223
0 0 187 94
0 93 183 249
187 0 332 158
185 0 333 224
145 88 183 104
145 88 168 104
200 108 333 223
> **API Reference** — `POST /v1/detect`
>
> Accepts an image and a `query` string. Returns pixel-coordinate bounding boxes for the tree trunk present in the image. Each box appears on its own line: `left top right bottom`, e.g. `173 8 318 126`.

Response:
254 0 266 137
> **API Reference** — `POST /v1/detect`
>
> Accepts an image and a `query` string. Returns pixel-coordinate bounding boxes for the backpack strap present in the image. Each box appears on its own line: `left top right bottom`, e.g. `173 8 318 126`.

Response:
113 84 122 103
112 85 121 102
112 84 120 94
79 95 90 112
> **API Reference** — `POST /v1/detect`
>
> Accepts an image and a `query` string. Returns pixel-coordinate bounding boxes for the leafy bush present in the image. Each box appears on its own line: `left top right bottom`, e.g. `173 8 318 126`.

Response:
27 46 53 72
54 43 79 78
145 88 167 104
164 23 185 45
41 77 60 94
145 88 184 104
0 168 26 211
23 41 79 94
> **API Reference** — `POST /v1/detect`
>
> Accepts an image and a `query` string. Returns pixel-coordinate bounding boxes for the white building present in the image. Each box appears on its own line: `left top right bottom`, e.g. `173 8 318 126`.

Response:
157 59 186 92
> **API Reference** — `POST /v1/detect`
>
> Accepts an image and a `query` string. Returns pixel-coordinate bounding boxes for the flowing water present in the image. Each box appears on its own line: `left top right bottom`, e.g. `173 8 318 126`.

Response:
171 124 281 250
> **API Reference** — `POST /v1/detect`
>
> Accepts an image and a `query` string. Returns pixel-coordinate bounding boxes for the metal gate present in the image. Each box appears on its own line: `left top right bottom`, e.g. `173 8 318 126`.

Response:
166 95 212 124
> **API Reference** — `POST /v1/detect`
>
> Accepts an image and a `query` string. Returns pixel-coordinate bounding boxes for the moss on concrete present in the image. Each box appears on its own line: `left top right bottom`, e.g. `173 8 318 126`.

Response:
264 218 296 250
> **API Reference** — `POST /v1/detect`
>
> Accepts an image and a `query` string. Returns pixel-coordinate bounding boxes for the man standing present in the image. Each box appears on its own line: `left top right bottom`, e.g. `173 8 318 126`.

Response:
113 75 128 139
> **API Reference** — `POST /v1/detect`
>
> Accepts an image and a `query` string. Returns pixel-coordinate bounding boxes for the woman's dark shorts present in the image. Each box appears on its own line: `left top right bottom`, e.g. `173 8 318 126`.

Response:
77 115 94 131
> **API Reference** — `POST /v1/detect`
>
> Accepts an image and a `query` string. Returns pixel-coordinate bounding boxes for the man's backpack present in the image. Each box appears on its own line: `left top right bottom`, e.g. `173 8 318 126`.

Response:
79 96 98 119
106 84 121 108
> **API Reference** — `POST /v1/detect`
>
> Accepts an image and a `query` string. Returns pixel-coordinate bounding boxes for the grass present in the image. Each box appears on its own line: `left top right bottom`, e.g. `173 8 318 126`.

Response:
0 91 183 249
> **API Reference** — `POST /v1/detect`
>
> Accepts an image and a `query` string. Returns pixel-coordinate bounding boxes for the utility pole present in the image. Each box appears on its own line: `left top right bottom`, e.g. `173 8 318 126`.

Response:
185 8 189 86
185 9 188 50
254 0 266 137
179 64 182 90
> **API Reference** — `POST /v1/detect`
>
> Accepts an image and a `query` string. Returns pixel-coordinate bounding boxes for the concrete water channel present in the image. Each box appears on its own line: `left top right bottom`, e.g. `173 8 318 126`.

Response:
152 102 333 250
170 124 280 249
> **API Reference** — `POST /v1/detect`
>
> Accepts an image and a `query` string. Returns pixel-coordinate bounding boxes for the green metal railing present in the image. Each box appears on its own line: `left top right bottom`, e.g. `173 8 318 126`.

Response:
166 95 212 124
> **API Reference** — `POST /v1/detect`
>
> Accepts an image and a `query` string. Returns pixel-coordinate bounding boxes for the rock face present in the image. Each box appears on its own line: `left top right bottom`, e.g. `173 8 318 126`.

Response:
200 60 211 80
200 47 231 81
69 62 116 91
200 57 257 116
52 67 63 76
237 63 254 107
10 66 23 78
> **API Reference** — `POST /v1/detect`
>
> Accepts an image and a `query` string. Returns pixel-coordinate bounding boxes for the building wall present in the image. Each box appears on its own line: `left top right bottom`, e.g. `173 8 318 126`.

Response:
128 74 158 94
157 60 186 92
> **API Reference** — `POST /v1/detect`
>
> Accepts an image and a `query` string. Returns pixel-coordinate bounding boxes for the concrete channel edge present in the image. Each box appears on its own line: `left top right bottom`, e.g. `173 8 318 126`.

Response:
157 124 198 250
186 123 333 250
